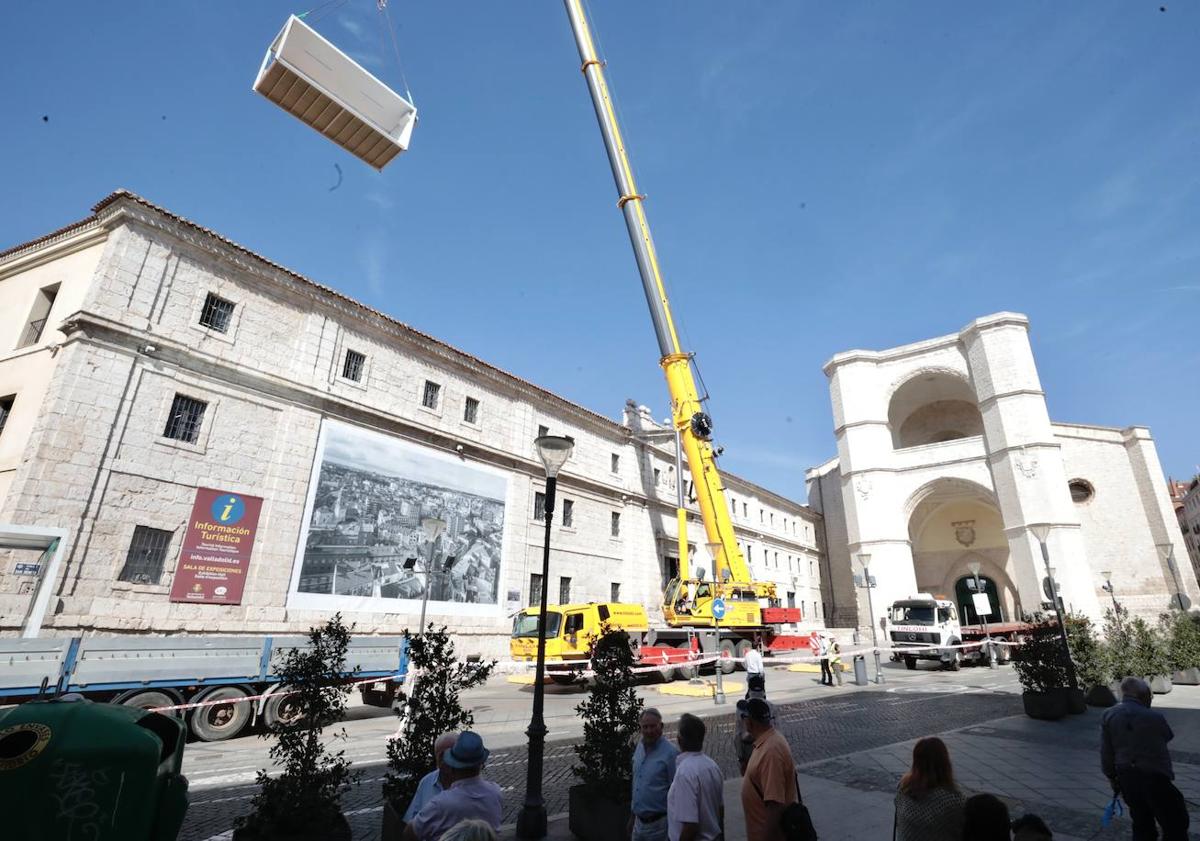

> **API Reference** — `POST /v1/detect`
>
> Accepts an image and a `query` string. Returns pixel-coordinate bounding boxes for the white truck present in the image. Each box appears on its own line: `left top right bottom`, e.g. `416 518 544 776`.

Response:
887 593 1028 671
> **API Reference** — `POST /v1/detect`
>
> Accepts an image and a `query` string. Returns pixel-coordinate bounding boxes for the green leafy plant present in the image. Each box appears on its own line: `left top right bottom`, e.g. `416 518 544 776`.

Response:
1066 613 1109 688
1160 610 1200 673
1129 616 1169 678
237 614 359 839
572 624 643 802
1011 620 1071 693
383 625 495 808
1103 609 1136 681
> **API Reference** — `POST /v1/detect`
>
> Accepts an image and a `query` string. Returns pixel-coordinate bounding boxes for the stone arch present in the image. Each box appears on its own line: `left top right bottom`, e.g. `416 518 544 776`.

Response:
887 369 983 449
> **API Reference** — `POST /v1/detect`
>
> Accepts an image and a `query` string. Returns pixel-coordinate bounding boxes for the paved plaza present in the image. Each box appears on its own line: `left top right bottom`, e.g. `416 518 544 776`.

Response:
176 660 1200 841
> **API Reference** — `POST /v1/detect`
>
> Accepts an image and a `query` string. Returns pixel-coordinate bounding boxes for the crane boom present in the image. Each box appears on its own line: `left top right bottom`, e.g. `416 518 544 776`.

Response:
562 1 774 611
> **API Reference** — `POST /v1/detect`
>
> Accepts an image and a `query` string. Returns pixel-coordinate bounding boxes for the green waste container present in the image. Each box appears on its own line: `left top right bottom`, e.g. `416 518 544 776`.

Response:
0 695 189 841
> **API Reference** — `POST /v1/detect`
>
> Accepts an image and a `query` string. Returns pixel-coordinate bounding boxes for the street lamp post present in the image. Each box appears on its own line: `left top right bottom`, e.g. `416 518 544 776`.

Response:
1157 543 1187 611
516 434 574 840
856 553 884 685
416 517 446 636
1099 569 1122 615
966 560 997 670
1028 524 1078 690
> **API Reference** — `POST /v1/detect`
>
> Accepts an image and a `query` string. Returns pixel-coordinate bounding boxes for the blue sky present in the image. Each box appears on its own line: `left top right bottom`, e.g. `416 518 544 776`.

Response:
3 1 1197 501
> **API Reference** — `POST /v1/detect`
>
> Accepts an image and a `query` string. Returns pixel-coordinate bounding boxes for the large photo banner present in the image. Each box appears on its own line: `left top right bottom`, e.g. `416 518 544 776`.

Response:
288 420 509 617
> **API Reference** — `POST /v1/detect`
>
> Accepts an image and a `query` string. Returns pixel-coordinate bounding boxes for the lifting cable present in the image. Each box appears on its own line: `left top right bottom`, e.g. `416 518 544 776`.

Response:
299 0 348 24
376 0 415 106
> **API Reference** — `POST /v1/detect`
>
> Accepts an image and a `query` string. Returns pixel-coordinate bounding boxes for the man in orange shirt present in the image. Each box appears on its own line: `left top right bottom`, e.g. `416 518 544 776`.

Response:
740 698 798 841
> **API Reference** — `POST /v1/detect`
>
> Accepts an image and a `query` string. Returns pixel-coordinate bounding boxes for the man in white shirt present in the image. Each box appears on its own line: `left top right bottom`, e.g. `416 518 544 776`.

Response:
668 713 724 841
403 731 502 841
402 732 458 822
743 642 764 688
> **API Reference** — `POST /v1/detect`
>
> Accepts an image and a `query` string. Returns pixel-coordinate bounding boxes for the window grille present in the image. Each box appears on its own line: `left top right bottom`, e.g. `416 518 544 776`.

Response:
18 284 58 348
533 492 546 521
559 576 571 604
199 292 235 333
529 573 543 606
342 349 366 382
562 499 574 527
0 395 13 439
611 582 621 602
163 394 207 443
422 380 441 410
537 424 549 438
611 453 620 473
118 525 173 584
464 397 479 424
611 511 620 537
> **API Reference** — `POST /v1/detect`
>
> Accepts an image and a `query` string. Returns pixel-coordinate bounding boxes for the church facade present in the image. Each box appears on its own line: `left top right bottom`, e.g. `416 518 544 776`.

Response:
808 313 1198 632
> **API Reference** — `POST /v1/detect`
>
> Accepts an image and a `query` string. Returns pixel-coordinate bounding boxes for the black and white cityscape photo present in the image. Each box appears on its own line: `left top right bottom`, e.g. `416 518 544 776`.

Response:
295 420 507 607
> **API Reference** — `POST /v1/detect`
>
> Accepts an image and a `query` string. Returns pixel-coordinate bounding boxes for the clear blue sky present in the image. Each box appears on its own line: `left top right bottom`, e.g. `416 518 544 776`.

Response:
4 1 1198 501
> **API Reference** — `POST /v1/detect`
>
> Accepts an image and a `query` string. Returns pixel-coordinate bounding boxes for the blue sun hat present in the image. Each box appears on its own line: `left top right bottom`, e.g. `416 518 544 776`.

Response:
443 730 490 769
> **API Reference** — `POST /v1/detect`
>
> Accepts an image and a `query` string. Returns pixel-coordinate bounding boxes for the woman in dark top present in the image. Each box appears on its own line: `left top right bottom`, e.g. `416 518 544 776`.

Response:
894 737 965 841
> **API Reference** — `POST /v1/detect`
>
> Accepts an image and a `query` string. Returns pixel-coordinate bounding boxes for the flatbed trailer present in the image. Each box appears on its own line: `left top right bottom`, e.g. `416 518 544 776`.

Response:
0 634 407 741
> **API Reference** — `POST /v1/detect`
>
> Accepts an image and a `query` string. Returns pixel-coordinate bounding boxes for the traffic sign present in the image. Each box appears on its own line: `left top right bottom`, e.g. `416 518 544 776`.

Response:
711 598 726 620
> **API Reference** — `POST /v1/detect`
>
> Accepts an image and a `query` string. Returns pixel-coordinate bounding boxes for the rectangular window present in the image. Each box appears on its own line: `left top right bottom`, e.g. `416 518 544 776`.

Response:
653 468 661 486
787 591 796 608
611 582 621 602
0 394 13 439
562 498 574 527
529 573 543 606
559 576 571 604
742 502 748 517
198 292 235 333
731 497 737 516
611 453 620 473
809 560 814 578
538 424 549 438
422 380 441 410
162 394 207 444
464 397 479 424
774 551 779 569
118 525 173 585
770 513 775 526
342 349 366 382
760 509 765 523
18 283 59 348
611 511 621 537
533 491 546 521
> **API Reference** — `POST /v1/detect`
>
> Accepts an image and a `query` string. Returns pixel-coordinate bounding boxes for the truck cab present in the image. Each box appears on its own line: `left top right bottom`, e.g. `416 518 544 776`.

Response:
888 594 965 670
510 602 649 680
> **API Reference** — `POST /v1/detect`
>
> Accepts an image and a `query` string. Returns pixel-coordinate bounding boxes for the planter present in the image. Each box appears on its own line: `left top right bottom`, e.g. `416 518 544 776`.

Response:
1172 668 1200 686
1062 687 1087 715
233 813 351 841
1021 690 1069 721
1149 675 1173 695
1085 685 1117 708
568 784 631 841
382 796 408 841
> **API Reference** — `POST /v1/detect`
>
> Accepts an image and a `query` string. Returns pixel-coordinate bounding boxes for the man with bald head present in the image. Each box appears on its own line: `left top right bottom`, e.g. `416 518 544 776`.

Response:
403 732 459 822
1101 677 1189 840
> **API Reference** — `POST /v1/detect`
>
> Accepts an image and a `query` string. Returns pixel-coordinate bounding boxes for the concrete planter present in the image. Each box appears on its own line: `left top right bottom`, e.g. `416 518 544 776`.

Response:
1063 687 1087 715
568 784 631 841
1022 690 1068 721
1085 685 1117 707
1149 675 1173 695
1172 668 1200 686
233 813 351 841
381 797 407 841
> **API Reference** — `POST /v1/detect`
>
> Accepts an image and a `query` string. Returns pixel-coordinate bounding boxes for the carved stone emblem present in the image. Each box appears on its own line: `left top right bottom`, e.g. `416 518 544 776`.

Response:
952 519 976 547
1015 453 1038 478
855 478 872 500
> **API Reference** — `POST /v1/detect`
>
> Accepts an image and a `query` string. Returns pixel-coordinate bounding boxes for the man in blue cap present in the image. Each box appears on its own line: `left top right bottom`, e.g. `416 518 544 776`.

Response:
403 731 502 841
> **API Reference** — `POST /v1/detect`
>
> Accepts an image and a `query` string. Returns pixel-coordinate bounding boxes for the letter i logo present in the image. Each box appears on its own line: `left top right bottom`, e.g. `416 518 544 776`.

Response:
210 494 246 525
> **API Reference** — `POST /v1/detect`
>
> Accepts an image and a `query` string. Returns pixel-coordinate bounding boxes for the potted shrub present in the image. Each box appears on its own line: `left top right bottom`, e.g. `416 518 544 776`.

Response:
569 624 642 841
1103 608 1136 692
1161 610 1200 685
1129 616 1172 694
1066 613 1114 707
382 625 494 841
1011 620 1072 720
235 615 359 841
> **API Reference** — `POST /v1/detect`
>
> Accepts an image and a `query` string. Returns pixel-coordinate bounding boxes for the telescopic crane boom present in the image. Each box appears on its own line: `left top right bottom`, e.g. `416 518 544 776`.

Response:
562 0 777 626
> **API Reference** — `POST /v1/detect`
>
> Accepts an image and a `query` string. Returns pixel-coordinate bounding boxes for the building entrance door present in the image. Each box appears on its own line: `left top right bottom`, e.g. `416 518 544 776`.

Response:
955 575 1003 624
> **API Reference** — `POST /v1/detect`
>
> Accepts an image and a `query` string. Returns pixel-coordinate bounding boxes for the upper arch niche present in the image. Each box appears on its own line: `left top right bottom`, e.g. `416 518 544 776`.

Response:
888 371 983 449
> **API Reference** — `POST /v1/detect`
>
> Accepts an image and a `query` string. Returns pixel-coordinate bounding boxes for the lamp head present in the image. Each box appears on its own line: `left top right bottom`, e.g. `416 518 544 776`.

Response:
535 435 574 477
856 553 872 570
1100 569 1112 582
966 560 982 577
1156 543 1174 565
1028 523 1052 543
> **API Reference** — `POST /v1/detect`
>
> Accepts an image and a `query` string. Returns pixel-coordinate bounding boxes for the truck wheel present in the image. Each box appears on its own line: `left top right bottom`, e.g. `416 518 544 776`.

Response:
993 638 1010 664
550 674 577 686
904 656 917 671
674 645 699 681
115 689 181 715
189 686 252 741
734 640 753 670
262 688 305 730
718 639 737 675
946 650 962 672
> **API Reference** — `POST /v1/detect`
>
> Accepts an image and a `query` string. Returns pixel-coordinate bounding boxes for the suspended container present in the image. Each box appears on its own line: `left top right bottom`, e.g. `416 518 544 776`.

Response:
253 15 416 170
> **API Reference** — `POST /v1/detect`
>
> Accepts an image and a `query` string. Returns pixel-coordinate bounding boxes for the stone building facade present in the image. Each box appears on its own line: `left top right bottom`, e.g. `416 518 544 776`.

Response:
807 313 1199 631
1177 478 1200 583
0 191 822 656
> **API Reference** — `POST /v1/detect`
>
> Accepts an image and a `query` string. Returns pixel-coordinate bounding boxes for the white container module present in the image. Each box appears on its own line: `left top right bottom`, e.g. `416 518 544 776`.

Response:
253 15 416 170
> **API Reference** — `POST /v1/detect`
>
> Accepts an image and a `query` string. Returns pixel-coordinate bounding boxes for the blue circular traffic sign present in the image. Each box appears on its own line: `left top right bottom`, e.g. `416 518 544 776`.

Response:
711 597 726 620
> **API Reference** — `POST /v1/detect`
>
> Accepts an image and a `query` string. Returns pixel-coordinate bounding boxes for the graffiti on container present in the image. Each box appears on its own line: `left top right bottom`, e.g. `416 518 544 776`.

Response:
49 758 110 841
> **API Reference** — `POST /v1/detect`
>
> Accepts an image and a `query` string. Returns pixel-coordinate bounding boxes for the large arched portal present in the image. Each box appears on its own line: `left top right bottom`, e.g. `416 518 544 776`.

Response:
888 372 984 449
907 480 1019 622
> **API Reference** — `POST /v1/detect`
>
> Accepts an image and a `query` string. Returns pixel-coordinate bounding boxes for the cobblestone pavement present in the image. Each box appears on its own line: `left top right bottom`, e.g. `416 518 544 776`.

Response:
179 685 1022 840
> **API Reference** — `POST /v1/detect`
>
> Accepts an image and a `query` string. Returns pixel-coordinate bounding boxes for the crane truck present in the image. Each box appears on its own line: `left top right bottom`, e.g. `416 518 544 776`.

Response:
510 1 815 680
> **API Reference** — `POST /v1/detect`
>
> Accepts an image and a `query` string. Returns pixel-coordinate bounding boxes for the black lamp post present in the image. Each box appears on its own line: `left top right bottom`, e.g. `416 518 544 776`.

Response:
1099 569 1122 615
516 434 574 840
1029 523 1078 690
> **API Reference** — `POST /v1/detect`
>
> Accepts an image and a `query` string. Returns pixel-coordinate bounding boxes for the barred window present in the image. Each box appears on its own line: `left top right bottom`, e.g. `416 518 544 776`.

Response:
163 394 207 443
464 397 479 424
611 511 621 537
611 453 620 473
562 498 574 528
198 292 235 333
537 424 549 439
18 284 58 348
533 491 546 522
611 582 621 602
118 525 173 585
422 380 441 410
342 349 366 382
0 395 13 439
529 573 543 606
559 576 571 604
653 468 661 486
